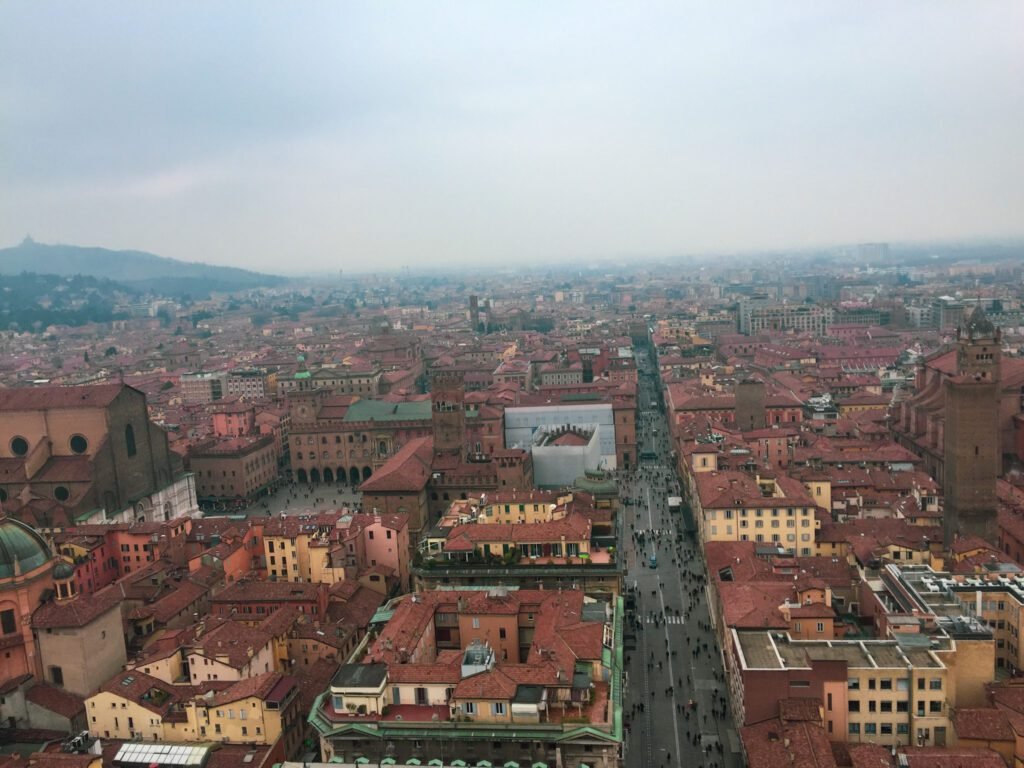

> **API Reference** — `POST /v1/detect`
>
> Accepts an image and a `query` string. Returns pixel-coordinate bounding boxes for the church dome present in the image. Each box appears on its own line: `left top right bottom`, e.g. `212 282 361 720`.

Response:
0 515 52 579
573 469 619 497
53 560 75 580
964 305 996 338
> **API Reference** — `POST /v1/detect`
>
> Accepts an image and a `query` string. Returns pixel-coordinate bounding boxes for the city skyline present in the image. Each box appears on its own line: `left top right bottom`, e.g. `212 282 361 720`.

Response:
2 2 1023 273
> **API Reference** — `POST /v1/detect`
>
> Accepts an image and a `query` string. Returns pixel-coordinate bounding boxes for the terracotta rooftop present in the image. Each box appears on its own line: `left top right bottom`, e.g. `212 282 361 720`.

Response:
98 669 185 716
778 697 822 723
32 586 122 629
358 436 434 493
440 514 591 551
899 747 1007 768
0 383 129 411
741 719 837 768
201 671 296 707
846 743 895 768
209 579 321 604
191 620 272 669
953 707 1015 742
24 683 85 720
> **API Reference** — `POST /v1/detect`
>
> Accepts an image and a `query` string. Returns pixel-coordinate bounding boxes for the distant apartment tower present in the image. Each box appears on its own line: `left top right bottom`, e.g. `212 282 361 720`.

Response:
180 371 227 404
469 294 480 331
932 296 965 332
906 304 933 329
225 368 274 399
738 296 828 336
943 305 1000 547
855 242 890 262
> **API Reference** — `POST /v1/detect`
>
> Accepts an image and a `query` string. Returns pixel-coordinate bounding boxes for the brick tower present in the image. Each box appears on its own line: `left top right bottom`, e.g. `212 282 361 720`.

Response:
431 371 467 460
735 379 767 431
469 295 480 332
943 305 1001 547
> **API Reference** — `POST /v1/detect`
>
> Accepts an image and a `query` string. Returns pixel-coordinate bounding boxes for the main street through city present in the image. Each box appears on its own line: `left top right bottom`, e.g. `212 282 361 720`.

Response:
621 347 743 768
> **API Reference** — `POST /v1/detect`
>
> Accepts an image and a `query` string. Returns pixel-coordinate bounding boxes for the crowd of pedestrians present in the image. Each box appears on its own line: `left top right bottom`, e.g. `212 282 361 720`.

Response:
618 351 734 768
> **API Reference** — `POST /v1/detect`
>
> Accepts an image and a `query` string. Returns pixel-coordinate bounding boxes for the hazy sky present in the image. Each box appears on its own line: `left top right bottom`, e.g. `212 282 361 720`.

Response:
1 2 1022 274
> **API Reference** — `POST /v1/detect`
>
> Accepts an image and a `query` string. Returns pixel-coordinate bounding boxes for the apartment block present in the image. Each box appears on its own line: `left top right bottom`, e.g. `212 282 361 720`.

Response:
309 589 624 768
692 470 819 555
180 371 227 404
730 629 990 748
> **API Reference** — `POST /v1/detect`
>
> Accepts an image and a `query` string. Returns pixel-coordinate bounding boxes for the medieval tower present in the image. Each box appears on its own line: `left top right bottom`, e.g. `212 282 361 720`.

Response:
943 304 1001 547
431 370 467 460
735 378 768 431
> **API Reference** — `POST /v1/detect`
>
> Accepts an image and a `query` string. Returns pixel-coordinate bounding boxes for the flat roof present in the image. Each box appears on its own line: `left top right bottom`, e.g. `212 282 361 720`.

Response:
736 631 944 671
332 663 387 688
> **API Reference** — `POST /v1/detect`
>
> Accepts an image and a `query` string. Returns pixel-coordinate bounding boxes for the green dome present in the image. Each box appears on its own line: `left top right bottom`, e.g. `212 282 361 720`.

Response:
573 469 619 496
0 516 52 579
53 560 75 580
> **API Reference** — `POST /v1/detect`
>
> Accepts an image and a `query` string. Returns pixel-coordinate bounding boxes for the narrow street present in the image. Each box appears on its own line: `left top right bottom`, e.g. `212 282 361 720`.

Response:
620 347 743 768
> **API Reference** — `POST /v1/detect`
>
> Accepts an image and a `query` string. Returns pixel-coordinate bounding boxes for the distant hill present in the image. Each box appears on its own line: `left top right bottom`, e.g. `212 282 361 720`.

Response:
0 272 133 331
0 237 285 296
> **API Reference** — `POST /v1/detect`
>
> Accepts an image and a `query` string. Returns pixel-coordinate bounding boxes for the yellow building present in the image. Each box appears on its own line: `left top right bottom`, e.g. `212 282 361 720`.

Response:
814 519 936 565
126 638 189 684
800 475 832 512
184 671 300 752
733 629 993 748
86 670 189 742
692 471 819 556
264 511 410 590
186 620 277 683
86 669 301 755
479 491 569 524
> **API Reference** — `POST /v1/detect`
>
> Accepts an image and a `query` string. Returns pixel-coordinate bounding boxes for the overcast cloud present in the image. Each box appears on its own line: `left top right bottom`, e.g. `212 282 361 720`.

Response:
1 1 1022 273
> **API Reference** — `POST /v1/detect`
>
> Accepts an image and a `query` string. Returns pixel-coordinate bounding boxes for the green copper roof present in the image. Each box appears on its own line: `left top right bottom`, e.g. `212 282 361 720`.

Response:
343 399 432 423
573 470 618 496
0 516 51 579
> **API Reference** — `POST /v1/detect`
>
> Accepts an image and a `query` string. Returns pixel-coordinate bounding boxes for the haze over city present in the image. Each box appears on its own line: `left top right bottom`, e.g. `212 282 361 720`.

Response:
6 6 1024 768
2 1 1023 273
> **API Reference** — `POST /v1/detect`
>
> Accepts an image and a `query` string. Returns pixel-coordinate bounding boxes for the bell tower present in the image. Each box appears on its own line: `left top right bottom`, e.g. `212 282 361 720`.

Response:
956 304 1001 382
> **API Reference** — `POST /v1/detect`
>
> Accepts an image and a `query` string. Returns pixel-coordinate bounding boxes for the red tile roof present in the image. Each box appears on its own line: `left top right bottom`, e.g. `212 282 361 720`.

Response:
741 719 837 768
32 587 122 629
0 383 129 410
98 669 185 716
203 671 295 707
24 683 85 720
778 698 822 723
191 620 272 669
718 582 794 629
953 707 1015 742
359 436 434 493
32 456 95 483
899 747 1007 768
441 514 591 551
846 743 895 768
209 579 322 604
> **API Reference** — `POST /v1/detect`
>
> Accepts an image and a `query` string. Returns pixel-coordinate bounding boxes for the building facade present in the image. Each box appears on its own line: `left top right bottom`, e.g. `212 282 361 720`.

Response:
0 384 197 527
